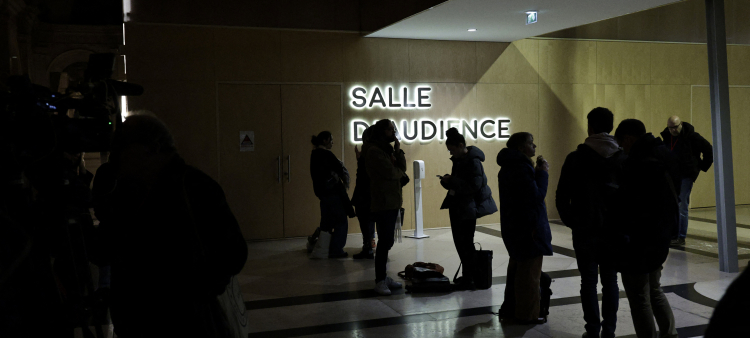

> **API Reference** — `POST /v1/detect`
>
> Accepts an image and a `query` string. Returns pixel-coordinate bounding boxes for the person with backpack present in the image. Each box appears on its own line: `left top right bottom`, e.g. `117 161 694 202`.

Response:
439 128 497 291
496 132 553 324
366 119 407 295
612 119 681 338
310 131 354 259
556 108 626 338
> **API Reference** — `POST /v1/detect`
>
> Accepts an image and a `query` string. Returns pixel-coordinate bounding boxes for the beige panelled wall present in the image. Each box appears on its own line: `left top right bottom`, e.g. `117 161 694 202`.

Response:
125 23 750 239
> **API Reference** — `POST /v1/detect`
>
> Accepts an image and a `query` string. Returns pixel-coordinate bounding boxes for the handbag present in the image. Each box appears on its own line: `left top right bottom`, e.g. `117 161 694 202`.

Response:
398 262 446 280
310 230 331 259
452 242 493 290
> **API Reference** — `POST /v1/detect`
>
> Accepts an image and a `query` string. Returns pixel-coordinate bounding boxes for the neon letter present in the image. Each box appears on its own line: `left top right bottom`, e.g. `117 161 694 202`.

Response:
369 88 386 108
351 87 366 108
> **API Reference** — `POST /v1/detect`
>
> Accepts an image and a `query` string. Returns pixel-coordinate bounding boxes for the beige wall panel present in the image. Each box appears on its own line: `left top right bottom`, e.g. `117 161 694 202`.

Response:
727 45 750 86
477 39 539 84
342 37 409 83
538 40 596 84
213 28 281 82
596 41 650 85
650 43 709 85
127 80 218 179
539 84 597 218
408 40 477 83
281 85 343 238
594 85 652 128
692 86 750 207
217 84 284 240
280 31 345 83
650 85 692 136
125 24 214 82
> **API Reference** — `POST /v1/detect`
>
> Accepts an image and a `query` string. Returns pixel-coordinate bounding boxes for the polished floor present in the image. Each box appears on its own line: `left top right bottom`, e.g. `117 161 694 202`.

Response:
239 221 747 338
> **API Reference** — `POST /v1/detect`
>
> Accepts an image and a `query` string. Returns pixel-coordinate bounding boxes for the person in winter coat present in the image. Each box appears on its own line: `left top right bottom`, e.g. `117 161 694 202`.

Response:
366 119 407 295
613 119 681 338
497 132 553 324
97 113 248 338
310 131 354 258
660 116 713 247
439 128 497 290
351 127 376 259
556 107 625 338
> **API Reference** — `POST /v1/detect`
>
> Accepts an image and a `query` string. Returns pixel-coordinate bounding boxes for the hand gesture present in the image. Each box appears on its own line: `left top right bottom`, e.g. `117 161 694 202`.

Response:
535 155 549 172
440 174 451 183
394 139 401 152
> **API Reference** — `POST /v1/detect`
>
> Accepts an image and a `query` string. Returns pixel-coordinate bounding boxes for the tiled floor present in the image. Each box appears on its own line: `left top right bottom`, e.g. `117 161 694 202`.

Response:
240 223 747 338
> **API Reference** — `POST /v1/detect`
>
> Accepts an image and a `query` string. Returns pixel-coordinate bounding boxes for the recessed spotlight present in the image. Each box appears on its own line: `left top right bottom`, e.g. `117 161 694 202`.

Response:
468 28 477 32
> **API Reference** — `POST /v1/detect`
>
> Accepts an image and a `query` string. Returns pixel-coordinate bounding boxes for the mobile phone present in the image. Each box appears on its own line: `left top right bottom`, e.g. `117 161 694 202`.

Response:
391 121 402 141
436 175 443 179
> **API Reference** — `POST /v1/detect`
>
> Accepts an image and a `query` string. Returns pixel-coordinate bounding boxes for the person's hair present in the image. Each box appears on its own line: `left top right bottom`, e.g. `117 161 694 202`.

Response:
361 126 373 144
506 132 532 151
370 119 393 143
587 107 614 134
121 111 177 154
614 119 647 141
311 131 332 147
445 127 466 147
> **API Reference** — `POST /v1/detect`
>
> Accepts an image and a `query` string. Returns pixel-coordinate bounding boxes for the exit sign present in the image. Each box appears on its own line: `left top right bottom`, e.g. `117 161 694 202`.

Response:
526 11 538 25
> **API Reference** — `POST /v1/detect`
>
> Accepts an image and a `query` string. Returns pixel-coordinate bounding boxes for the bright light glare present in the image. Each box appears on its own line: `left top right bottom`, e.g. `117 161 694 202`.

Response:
468 29 477 32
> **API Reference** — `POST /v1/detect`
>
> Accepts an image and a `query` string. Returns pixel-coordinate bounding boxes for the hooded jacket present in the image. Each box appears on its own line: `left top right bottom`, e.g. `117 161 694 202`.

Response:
660 121 713 182
611 133 681 274
440 146 498 220
365 140 407 212
556 134 626 237
497 148 553 260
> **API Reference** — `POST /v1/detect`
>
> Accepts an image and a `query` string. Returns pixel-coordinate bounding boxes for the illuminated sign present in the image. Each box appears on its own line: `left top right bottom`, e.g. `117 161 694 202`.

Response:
350 86 431 109
352 118 511 143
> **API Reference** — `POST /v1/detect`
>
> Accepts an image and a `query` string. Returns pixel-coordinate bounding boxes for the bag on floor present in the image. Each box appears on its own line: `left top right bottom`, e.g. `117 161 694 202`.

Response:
452 242 493 290
539 271 552 318
398 262 445 280
217 275 249 338
310 230 331 259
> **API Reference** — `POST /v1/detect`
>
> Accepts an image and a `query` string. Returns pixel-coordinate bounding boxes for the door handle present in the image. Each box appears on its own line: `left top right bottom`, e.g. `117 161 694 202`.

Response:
277 156 281 183
286 155 291 183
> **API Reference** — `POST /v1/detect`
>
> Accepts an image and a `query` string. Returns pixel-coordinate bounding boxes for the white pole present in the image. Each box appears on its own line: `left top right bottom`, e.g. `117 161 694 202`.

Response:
407 160 429 239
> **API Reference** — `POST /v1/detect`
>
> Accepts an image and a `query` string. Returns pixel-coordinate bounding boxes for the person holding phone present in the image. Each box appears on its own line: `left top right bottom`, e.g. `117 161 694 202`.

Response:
496 132 553 324
439 128 497 290
366 119 407 295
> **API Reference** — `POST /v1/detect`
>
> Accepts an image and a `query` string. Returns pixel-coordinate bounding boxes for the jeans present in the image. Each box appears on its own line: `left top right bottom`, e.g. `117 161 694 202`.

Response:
319 194 349 255
621 267 677 338
502 255 543 320
373 209 398 282
449 210 477 281
678 178 694 239
574 234 619 338
357 211 375 253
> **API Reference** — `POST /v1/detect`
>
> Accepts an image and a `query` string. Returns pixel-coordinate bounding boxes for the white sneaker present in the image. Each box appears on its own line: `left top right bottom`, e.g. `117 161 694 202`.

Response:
374 280 392 295
385 276 403 289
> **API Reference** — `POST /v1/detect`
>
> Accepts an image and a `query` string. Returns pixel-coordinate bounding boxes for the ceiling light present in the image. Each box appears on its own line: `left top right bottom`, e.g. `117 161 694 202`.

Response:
468 28 477 32
526 11 538 25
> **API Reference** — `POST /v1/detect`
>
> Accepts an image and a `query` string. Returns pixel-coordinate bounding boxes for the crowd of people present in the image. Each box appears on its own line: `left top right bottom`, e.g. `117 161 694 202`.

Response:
310 108 718 338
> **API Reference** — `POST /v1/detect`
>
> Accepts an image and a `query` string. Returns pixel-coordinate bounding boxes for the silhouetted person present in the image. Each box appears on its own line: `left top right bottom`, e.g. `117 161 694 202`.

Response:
556 107 625 338
497 132 553 324
439 128 497 290
366 119 406 295
98 113 247 337
613 119 680 338
660 116 713 247
351 127 375 259
310 131 353 258
704 265 750 337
